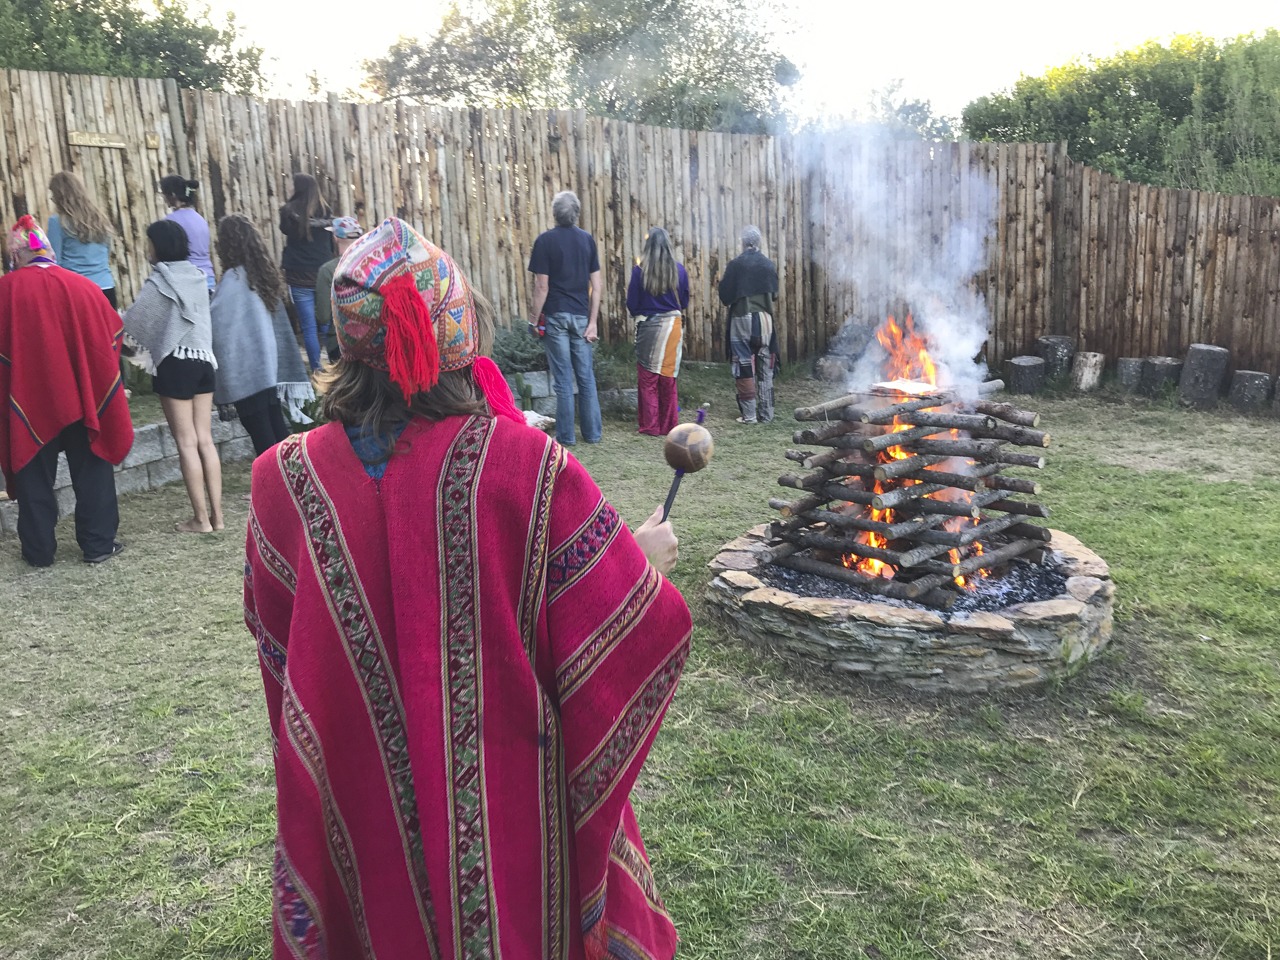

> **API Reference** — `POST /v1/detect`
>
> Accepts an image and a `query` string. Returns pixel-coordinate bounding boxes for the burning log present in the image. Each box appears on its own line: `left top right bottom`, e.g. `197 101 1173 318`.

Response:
873 454 948 481
777 471 830 491
895 411 998 431
917 538 1044 578
984 498 1051 518
891 463 1002 490
780 531 959 573
860 425 941 454
1005 522 1053 542
906 512 1027 546
793 394 871 421
794 421 860 444
913 438 1005 459
986 475 1041 496
772 553 959 609
817 483 879 508
966 423 1051 447
871 482 949 511
855 395 945 424
824 461 880 479
804 449 860 469
972 400 1041 428
769 492 833 517
802 507 954 540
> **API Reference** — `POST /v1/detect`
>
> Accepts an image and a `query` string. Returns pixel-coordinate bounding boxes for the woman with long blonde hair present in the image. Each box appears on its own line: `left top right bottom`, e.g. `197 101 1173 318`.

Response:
47 171 118 308
627 226 689 435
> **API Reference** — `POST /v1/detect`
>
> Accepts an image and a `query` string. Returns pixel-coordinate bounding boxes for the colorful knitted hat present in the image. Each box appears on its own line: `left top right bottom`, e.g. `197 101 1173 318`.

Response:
9 215 53 258
332 218 479 399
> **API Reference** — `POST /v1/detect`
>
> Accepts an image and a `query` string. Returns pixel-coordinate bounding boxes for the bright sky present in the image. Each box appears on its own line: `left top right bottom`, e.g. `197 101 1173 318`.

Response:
201 0 1279 120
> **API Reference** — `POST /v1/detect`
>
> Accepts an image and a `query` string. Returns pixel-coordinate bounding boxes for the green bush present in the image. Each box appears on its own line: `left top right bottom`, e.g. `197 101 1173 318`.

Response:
592 339 635 391
491 323 548 373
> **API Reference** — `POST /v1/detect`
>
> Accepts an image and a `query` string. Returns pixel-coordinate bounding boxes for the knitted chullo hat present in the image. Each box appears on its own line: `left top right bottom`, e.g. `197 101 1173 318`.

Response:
9 215 53 259
332 218 479 400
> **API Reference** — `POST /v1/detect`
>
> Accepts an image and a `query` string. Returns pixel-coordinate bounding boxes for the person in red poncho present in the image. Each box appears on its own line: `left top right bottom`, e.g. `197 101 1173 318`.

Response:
0 215 133 566
245 217 692 960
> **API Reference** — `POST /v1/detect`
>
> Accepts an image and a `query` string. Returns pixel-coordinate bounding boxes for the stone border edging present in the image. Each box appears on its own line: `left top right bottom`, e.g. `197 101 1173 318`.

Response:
706 525 1115 694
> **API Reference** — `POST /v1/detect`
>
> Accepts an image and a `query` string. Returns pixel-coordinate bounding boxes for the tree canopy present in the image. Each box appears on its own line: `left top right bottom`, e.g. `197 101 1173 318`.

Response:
0 0 265 94
962 31 1280 196
364 0 799 133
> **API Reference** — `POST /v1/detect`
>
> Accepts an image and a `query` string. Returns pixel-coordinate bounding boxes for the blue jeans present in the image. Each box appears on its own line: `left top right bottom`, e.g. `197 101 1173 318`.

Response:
543 312 602 445
290 284 324 372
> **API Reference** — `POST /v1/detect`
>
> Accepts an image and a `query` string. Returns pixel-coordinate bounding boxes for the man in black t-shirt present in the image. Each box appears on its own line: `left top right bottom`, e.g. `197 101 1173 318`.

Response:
528 190 603 445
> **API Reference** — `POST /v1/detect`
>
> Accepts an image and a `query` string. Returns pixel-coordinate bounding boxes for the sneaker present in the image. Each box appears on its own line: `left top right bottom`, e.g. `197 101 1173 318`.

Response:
735 416 757 424
84 541 125 564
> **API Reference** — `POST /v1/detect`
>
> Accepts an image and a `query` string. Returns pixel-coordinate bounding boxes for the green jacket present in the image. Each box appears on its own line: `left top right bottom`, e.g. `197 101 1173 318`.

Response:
315 257 339 356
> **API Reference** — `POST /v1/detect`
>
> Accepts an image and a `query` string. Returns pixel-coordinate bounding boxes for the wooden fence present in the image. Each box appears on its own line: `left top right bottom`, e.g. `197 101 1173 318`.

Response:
1 68 1278 373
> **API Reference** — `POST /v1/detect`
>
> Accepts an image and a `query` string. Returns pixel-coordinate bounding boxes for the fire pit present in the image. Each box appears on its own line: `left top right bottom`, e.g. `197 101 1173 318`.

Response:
706 316 1114 693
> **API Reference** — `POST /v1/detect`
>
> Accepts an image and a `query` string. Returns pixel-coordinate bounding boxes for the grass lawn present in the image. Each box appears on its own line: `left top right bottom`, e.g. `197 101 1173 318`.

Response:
1 363 1278 959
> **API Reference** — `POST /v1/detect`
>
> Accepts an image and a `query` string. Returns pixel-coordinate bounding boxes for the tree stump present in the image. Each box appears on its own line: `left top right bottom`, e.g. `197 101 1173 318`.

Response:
1035 336 1075 382
814 355 850 383
1227 370 1272 414
1139 357 1182 397
1003 356 1045 395
1115 358 1143 392
1071 352 1105 392
1176 344 1230 410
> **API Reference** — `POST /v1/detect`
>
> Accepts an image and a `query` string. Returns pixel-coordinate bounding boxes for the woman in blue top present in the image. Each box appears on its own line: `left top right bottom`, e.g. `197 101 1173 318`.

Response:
47 171 118 308
159 174 216 290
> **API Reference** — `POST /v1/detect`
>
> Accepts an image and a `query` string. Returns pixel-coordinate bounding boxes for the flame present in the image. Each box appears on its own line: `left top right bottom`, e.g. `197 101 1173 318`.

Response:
842 313 983 591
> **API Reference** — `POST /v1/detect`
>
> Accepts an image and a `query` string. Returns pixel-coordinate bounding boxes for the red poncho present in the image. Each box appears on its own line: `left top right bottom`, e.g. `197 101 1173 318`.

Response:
0 264 133 493
245 415 692 960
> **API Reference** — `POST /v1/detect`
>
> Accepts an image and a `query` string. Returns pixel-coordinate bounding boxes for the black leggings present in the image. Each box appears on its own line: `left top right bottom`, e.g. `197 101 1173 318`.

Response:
234 387 291 456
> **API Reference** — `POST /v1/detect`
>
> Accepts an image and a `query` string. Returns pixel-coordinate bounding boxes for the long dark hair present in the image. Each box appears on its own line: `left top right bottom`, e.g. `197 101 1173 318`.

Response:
147 219 190 263
281 173 330 240
217 215 284 307
159 174 200 209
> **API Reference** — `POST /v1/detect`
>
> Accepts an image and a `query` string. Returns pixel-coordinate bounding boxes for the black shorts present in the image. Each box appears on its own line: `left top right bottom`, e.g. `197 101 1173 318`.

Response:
152 355 216 400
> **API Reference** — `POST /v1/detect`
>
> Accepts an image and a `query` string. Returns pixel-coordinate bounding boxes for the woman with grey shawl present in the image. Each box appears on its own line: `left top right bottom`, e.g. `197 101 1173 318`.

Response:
124 220 223 533
211 215 313 457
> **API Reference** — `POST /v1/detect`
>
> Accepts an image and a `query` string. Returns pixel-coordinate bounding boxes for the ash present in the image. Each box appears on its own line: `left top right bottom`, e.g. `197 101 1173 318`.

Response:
761 559 1069 614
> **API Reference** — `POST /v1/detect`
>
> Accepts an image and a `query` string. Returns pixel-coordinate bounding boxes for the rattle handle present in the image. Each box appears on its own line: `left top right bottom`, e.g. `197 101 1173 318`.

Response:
660 471 684 523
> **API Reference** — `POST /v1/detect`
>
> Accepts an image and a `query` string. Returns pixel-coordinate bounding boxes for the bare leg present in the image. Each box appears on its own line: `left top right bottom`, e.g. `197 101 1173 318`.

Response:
161 396 212 532
191 393 224 531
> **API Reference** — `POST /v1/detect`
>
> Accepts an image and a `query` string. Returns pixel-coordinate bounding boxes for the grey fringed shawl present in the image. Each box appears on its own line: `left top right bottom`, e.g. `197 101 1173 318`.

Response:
210 266 313 415
123 261 217 374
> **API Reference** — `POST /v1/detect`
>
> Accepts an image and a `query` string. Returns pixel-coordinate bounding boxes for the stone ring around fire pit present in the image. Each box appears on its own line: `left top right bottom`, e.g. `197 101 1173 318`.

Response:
706 525 1114 694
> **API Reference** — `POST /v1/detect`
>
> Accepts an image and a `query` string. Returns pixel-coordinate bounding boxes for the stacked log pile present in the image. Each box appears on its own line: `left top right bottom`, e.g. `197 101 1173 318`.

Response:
767 380 1052 611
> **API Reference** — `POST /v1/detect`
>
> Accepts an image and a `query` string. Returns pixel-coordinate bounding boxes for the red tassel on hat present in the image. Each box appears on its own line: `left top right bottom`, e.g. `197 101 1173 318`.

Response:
380 271 439 399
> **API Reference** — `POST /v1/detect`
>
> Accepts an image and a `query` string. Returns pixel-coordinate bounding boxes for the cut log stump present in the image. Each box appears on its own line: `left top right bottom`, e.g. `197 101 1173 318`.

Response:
1071 352 1105 392
1003 356 1045 395
1140 357 1183 398
1177 344 1230 410
1116 358 1143 392
1227 370 1272 415
814 355 849 383
1035 336 1075 382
